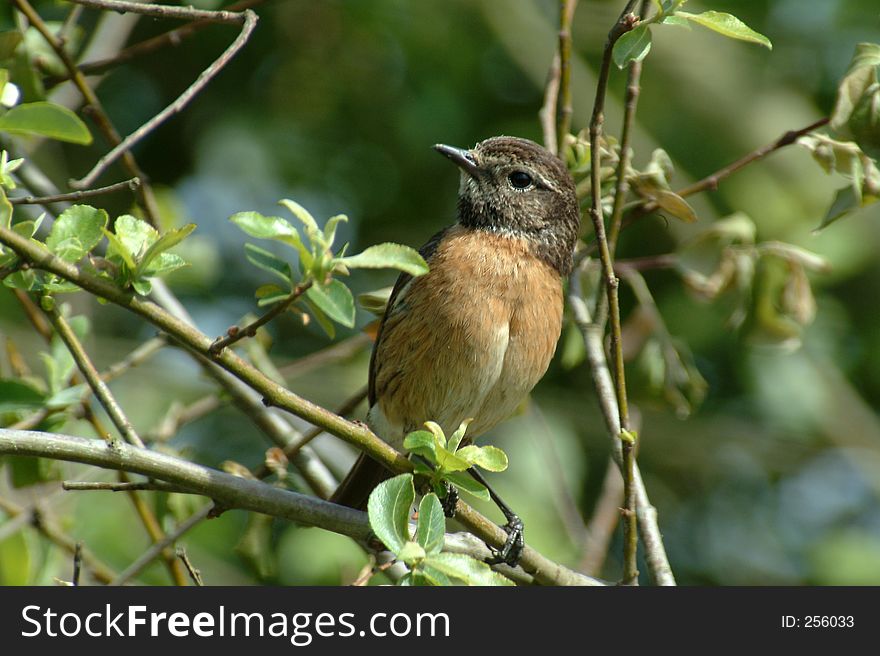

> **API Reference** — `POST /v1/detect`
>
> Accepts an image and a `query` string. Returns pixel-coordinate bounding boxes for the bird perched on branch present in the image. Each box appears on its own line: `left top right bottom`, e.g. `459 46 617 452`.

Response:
331 136 580 564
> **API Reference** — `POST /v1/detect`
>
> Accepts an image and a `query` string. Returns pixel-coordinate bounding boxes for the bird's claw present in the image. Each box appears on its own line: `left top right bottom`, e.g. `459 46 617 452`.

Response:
485 515 524 567
440 483 459 518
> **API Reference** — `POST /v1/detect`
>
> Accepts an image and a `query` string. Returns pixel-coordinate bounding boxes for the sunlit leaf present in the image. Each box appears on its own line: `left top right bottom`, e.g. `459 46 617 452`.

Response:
0 101 92 144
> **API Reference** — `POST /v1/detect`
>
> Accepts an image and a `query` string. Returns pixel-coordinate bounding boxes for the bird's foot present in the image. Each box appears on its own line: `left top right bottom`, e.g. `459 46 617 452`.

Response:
440 482 459 518
485 515 524 567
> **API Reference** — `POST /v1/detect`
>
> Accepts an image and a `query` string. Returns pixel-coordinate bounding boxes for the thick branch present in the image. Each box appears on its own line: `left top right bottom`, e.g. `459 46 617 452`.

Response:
0 227 596 585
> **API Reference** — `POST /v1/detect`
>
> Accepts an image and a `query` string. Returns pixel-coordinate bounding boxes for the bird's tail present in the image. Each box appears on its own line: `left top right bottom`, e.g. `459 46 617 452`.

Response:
329 452 393 511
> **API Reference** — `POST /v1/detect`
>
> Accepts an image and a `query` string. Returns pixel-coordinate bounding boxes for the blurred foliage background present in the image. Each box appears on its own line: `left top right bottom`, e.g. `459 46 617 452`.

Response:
1 0 880 585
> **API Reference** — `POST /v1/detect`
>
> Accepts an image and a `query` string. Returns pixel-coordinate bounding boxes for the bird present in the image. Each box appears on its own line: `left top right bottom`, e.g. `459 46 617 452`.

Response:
331 136 581 564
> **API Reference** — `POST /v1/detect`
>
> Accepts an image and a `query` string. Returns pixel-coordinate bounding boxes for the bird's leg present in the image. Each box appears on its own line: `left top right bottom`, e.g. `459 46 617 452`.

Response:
469 468 525 567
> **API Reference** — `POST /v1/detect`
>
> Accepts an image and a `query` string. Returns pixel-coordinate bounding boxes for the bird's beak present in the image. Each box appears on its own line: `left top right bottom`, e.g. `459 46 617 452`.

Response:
433 144 480 178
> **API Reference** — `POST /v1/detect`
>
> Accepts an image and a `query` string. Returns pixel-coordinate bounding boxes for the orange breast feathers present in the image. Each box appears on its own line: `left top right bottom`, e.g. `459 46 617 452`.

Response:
368 225 563 447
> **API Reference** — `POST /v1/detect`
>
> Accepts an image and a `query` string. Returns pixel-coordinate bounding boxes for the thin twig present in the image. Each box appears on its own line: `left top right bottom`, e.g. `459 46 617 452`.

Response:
209 280 313 355
607 0 651 255
44 304 141 448
99 335 167 383
540 51 561 155
677 116 831 199
112 505 214 586
176 547 204 586
8 177 140 205
621 116 832 230
11 0 162 226
38 300 187 584
63 480 187 493
556 0 579 154
569 269 675 585
579 458 624 576
57 0 266 82
277 333 372 380
584 0 641 585
72 542 83 586
71 8 259 189
67 0 253 22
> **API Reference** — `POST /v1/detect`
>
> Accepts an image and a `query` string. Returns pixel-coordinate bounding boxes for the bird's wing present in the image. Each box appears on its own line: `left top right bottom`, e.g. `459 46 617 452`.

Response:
367 225 451 406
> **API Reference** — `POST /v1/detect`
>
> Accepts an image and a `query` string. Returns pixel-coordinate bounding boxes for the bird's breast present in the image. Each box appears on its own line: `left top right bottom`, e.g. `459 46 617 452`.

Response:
370 225 563 445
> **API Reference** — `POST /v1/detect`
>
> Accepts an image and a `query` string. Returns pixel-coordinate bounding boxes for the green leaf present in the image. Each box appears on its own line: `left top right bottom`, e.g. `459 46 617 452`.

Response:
423 421 447 450
0 102 92 144
255 283 289 307
135 223 195 279
846 43 880 75
0 379 45 412
415 494 446 555
323 214 348 247
357 286 393 317
46 205 108 263
141 252 188 278
342 243 429 276
102 229 136 272
454 445 509 472
415 563 456 586
677 11 772 49
652 189 698 222
230 211 308 263
367 473 415 555
421 552 514 586
613 24 652 69
403 430 438 462
305 279 355 327
444 471 490 501
110 215 158 262
278 199 321 245
0 530 31 586
132 278 152 295
447 418 472 453
817 186 862 230
45 383 87 409
243 243 293 285
396 540 426 565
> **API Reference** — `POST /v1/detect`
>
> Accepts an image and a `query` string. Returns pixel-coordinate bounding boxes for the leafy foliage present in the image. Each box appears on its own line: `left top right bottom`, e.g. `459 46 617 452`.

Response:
404 420 508 503
613 1 771 69
366 474 513 586
231 199 428 338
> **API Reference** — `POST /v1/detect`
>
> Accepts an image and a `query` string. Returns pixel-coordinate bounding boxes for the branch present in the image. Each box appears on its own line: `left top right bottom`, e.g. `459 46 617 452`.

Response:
70 8 259 189
67 0 253 22
621 116 831 230
555 0 579 154
63 0 266 81
0 428 603 585
44 304 143 448
208 280 313 355
675 116 831 199
568 270 676 585
607 0 651 255
585 0 640 584
11 0 162 225
8 177 140 206
0 226 599 585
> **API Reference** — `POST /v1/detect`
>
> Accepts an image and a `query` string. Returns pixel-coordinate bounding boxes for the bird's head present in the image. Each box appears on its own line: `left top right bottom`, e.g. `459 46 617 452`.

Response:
434 136 580 275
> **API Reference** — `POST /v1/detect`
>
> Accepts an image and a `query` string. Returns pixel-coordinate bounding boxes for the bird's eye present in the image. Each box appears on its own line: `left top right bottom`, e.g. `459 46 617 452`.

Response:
508 171 533 189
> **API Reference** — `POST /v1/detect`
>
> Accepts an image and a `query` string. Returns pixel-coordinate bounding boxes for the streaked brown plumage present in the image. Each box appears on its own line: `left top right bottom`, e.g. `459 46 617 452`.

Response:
331 136 580 511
